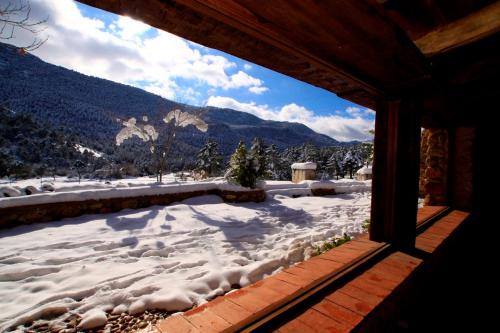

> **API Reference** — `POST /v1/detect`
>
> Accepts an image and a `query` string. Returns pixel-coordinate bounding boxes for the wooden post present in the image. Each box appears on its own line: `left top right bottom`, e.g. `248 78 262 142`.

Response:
370 99 421 250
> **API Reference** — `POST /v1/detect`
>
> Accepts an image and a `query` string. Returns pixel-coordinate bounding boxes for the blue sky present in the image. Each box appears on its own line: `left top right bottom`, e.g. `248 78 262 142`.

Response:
7 0 375 141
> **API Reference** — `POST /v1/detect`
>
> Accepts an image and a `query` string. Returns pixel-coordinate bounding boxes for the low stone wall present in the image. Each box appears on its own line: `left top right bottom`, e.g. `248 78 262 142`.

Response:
311 188 336 196
0 188 266 229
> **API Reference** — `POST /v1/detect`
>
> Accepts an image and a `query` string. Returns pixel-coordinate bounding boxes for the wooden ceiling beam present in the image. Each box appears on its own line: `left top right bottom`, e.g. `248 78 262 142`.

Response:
415 1 500 57
77 0 431 108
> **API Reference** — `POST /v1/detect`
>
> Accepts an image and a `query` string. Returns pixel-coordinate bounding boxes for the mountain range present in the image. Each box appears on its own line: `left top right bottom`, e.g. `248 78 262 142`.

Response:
0 42 341 156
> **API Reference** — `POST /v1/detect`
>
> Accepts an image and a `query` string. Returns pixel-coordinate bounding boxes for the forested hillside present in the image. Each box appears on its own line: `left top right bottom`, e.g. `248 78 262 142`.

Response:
0 42 367 179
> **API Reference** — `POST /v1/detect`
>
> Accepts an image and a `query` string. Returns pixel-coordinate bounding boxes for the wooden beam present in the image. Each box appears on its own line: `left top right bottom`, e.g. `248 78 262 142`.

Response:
370 99 421 250
76 0 431 107
415 1 500 56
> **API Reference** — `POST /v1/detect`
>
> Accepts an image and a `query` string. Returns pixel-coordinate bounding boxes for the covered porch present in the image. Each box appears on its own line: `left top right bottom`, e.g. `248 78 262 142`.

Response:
76 0 498 331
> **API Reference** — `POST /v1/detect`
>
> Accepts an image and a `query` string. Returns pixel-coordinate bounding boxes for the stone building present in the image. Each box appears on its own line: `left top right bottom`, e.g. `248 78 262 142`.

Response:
291 162 317 183
356 166 373 181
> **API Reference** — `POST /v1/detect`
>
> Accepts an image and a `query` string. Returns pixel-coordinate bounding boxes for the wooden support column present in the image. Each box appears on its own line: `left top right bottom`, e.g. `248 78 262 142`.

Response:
370 99 421 250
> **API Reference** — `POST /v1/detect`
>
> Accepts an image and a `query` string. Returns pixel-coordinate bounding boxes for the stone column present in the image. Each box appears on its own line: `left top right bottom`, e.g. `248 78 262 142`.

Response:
420 128 448 206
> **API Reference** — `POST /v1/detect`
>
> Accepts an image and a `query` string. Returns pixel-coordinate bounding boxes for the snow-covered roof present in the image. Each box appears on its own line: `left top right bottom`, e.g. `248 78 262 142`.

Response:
291 162 317 170
356 166 372 174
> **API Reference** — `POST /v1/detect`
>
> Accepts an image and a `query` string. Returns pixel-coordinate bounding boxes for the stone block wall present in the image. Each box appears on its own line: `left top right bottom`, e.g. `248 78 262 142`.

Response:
420 128 449 206
0 188 266 229
292 169 316 183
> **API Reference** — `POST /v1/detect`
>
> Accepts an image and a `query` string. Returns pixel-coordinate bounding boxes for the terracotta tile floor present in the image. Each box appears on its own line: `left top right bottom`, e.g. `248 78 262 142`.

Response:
153 207 467 333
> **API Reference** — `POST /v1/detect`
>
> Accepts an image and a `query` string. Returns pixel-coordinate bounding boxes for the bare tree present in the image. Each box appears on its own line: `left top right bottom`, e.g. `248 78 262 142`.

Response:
0 0 48 51
115 109 207 183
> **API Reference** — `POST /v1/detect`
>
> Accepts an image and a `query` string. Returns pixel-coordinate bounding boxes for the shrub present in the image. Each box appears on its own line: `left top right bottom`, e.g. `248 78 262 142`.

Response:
313 233 352 256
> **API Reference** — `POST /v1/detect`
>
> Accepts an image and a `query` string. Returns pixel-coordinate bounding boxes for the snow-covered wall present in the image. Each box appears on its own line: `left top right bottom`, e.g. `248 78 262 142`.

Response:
0 180 371 228
0 184 266 228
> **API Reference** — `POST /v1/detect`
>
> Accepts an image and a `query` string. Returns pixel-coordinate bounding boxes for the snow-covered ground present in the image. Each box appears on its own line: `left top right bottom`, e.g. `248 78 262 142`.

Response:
0 187 371 331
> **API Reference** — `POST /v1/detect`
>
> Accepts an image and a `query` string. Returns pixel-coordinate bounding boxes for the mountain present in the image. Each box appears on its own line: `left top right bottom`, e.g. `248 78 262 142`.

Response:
0 42 347 177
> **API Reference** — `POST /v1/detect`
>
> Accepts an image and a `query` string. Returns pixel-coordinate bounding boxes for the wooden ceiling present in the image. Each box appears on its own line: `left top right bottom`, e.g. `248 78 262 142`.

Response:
77 0 500 113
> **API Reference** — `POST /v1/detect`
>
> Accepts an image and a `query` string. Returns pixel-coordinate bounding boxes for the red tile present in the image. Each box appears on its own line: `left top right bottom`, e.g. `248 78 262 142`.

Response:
275 317 318 333
272 270 314 288
184 308 231 333
319 249 360 264
358 271 399 290
225 288 273 314
347 277 392 298
296 257 344 275
297 308 351 333
206 297 252 326
313 299 363 328
156 315 200 333
284 265 325 281
326 291 374 317
337 284 383 307
259 276 301 298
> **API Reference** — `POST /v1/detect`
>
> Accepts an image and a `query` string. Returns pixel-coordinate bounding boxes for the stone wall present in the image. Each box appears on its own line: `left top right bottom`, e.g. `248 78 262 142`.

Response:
292 169 316 183
420 128 449 206
0 188 266 229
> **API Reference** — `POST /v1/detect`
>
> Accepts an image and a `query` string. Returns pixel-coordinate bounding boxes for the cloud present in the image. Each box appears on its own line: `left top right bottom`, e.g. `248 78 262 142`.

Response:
207 96 374 141
346 106 375 118
248 86 268 94
243 63 252 71
111 16 151 42
206 96 275 119
10 0 267 99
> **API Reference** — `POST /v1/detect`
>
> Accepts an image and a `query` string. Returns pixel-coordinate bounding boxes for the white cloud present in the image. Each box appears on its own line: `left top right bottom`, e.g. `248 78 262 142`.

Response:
206 96 275 119
112 16 151 42
226 71 261 89
142 81 177 100
207 96 374 141
11 0 267 99
248 86 268 94
346 106 375 118
243 63 252 70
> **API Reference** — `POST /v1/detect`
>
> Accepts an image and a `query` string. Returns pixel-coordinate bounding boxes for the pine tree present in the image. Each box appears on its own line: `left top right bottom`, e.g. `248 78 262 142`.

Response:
249 137 267 178
266 144 287 180
227 140 257 188
327 148 346 180
195 139 223 178
73 160 86 183
359 142 374 167
342 149 362 179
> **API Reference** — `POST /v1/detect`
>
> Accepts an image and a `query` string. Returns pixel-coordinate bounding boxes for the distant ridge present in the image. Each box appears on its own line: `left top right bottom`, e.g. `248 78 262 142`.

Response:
0 42 341 159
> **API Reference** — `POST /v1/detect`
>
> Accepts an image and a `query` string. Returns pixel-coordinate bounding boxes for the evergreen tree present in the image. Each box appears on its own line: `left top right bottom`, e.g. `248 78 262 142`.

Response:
359 142 374 167
327 148 346 179
73 160 86 183
195 139 223 178
266 144 288 180
299 143 319 163
342 150 362 179
227 140 258 188
249 137 267 178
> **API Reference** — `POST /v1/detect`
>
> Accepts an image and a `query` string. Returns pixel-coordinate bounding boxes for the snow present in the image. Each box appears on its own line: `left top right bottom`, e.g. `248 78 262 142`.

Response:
0 188 371 331
0 177 371 209
0 186 22 198
0 180 254 209
291 162 317 170
74 144 103 158
78 309 107 330
356 166 372 175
